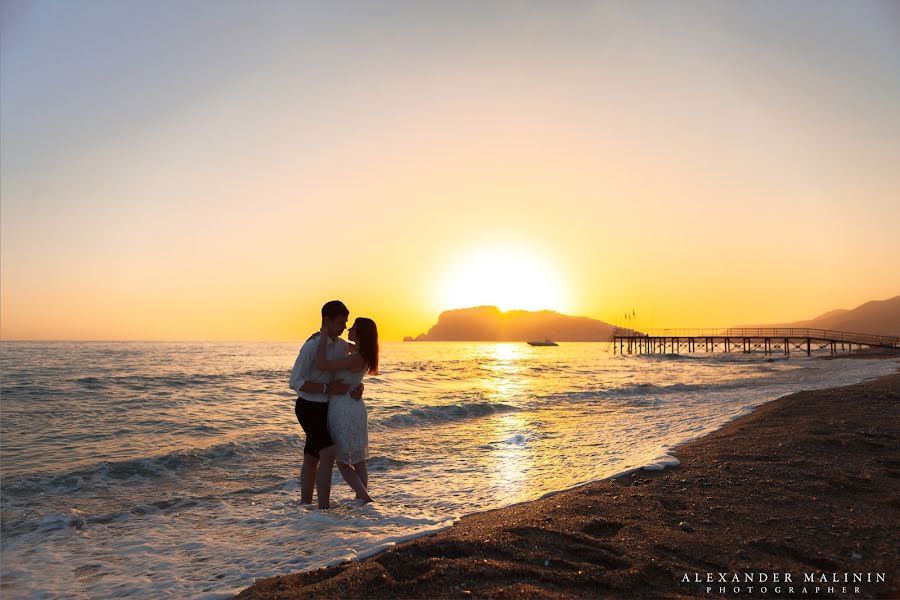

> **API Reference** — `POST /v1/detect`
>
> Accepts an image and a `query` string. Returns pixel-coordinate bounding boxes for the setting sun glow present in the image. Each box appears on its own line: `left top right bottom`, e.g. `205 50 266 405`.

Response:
437 247 570 313
2 3 899 341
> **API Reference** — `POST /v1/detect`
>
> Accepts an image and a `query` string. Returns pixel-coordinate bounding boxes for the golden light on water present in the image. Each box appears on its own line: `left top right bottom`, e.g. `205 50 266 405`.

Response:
483 343 532 500
490 343 520 364
481 344 527 397
489 411 532 501
437 246 570 313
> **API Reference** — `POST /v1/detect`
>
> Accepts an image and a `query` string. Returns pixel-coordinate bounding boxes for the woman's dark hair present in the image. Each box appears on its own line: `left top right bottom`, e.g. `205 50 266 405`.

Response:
353 317 379 375
321 300 349 320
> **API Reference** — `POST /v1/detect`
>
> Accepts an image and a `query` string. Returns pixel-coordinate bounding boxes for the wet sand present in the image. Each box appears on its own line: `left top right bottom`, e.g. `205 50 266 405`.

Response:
237 370 900 599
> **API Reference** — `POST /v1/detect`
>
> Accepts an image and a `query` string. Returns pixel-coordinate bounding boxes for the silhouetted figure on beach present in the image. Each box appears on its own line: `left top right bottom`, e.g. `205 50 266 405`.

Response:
314 317 380 504
289 301 363 508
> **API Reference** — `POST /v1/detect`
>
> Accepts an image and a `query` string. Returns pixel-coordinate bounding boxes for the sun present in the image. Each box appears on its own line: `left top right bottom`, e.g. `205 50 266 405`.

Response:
437 246 570 313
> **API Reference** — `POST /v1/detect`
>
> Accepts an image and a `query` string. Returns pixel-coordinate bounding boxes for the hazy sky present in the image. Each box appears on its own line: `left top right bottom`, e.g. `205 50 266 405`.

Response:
2 0 899 340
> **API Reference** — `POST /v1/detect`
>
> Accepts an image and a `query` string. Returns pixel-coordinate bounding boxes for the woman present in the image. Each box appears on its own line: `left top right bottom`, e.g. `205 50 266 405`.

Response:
316 317 379 503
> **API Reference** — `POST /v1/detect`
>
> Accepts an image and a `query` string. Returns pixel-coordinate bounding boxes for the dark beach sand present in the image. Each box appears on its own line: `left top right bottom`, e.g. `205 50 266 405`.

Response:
237 369 900 599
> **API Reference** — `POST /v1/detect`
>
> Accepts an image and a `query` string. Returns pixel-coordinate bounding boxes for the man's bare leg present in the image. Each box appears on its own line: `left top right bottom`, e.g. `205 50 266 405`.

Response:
300 453 318 505
316 445 337 509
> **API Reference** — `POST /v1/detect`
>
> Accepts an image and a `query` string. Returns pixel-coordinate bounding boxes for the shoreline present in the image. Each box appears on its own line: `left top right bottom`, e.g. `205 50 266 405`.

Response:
237 369 899 599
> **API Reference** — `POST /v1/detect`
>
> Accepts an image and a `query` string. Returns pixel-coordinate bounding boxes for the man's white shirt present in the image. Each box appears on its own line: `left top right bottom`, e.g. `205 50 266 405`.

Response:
289 334 349 403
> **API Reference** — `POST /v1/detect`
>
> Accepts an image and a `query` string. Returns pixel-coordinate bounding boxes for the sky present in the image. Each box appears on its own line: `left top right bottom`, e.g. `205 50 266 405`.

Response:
2 0 899 341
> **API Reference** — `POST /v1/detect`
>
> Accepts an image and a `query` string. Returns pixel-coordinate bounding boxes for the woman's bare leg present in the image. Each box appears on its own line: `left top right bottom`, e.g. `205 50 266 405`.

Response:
337 462 373 503
353 460 368 491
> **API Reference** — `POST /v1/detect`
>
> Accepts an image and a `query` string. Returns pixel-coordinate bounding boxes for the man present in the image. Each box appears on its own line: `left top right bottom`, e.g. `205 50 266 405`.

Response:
289 300 363 509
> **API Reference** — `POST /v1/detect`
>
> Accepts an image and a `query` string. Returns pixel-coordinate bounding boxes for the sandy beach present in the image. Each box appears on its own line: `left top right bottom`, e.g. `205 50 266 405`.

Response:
237 367 899 599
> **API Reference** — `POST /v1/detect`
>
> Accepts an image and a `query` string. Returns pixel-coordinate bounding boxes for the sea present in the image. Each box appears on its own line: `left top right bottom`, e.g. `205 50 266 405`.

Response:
1 341 896 599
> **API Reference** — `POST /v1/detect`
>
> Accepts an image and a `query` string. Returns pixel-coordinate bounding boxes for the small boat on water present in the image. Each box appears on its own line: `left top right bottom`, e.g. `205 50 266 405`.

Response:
527 339 558 347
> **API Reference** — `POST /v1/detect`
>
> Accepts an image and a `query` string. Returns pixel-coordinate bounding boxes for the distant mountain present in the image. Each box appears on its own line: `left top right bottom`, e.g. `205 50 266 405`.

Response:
406 306 617 342
742 295 900 336
407 296 900 342
810 308 851 322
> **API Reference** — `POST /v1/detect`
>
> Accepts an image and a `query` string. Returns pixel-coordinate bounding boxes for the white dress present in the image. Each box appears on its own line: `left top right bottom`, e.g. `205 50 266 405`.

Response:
327 364 369 464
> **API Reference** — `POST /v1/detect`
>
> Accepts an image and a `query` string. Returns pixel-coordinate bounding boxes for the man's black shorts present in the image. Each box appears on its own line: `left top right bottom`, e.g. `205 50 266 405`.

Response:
295 397 333 458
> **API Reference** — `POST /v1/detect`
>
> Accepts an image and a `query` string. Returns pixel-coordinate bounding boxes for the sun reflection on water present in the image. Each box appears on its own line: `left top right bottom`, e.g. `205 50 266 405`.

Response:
482 343 528 401
483 344 535 501
487 411 534 501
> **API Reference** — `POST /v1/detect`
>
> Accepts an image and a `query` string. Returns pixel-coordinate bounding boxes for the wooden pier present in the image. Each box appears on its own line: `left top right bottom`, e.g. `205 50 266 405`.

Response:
613 328 900 356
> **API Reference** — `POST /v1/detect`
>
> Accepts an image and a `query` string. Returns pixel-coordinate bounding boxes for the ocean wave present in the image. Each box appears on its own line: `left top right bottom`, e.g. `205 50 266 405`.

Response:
1 497 222 538
633 353 700 361
534 379 757 405
389 361 447 373
0 433 425 501
480 433 532 450
365 455 415 471
633 352 797 365
618 397 664 407
1 435 303 497
606 381 716 396
610 377 775 397
527 365 566 373
373 402 521 429
71 369 290 390
0 383 58 398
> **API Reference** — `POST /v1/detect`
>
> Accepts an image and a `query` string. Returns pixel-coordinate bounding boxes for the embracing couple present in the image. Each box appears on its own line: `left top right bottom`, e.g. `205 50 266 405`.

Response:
289 300 379 509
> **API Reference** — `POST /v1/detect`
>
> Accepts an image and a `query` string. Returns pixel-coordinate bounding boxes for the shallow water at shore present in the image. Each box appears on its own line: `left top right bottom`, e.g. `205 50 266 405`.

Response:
1 341 896 598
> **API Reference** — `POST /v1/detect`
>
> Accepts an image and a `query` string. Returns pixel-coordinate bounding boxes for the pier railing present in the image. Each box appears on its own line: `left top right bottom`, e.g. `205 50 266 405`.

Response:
612 327 900 350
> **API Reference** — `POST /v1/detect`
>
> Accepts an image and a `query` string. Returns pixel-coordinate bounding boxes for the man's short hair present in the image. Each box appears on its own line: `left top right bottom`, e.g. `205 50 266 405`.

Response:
321 300 349 320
